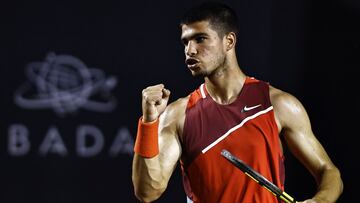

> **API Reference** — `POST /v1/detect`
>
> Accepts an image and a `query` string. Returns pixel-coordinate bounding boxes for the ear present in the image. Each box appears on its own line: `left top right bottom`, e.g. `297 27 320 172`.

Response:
225 32 236 51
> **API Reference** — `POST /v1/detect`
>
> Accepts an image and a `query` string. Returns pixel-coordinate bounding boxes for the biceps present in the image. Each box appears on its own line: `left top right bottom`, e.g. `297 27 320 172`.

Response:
158 128 182 180
283 129 333 177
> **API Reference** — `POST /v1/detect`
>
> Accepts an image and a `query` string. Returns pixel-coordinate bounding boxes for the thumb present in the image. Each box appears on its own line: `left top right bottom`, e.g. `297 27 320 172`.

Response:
162 88 171 100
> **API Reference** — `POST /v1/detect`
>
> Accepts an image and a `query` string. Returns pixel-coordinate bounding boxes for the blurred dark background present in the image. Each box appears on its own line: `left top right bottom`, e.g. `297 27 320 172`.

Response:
1 0 358 202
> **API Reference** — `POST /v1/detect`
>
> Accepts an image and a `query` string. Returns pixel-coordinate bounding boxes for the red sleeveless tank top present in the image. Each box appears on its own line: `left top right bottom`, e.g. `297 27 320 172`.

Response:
181 77 285 203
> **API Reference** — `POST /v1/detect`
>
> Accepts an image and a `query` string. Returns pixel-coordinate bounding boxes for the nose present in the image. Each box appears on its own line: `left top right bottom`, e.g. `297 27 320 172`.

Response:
185 41 197 56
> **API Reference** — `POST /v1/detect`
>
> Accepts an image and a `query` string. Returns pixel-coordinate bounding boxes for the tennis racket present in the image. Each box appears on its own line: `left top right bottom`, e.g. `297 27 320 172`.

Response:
221 149 297 203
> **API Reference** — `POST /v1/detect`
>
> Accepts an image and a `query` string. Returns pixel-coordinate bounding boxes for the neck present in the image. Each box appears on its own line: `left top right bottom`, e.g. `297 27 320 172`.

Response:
204 60 246 105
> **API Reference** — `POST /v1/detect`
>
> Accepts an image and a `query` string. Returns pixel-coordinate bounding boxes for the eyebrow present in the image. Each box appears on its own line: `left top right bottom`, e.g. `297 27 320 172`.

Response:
181 32 209 43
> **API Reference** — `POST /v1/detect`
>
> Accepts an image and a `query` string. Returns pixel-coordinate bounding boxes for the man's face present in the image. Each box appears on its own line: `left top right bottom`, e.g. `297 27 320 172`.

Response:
181 21 227 77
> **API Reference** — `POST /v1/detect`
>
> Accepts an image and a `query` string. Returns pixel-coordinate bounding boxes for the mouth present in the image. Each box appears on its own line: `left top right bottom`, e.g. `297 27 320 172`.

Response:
185 58 200 70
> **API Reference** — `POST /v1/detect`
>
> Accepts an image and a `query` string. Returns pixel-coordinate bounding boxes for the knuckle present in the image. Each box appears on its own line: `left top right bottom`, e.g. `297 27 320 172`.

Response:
142 88 148 95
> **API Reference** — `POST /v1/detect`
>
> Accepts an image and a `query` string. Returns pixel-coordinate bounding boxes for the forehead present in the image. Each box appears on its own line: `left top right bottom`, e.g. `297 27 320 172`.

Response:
181 21 217 40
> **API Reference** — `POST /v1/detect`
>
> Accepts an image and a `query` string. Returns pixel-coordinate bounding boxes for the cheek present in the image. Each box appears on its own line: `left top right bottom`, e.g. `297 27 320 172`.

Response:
203 46 224 62
200 45 218 58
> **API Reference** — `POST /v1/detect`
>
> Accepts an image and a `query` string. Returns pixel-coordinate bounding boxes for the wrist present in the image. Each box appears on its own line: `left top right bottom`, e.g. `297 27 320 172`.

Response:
134 117 160 158
142 116 158 123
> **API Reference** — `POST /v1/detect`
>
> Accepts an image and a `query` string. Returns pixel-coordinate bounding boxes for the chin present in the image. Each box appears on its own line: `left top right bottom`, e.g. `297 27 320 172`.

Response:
190 70 209 78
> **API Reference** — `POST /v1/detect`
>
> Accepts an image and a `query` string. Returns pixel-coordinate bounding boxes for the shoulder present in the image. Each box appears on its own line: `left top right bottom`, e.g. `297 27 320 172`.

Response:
159 96 190 137
269 86 310 130
161 85 201 119
269 86 300 109
163 96 190 118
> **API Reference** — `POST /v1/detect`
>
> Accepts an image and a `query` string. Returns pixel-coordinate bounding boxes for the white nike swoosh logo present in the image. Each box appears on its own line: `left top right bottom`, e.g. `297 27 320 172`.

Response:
242 104 262 112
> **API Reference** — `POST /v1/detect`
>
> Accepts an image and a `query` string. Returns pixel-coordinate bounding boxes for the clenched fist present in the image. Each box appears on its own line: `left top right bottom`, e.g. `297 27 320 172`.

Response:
142 84 171 123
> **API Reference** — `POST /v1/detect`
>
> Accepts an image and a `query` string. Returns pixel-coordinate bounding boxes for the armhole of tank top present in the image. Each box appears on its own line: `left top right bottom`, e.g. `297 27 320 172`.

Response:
264 82 283 157
263 81 285 188
182 91 199 160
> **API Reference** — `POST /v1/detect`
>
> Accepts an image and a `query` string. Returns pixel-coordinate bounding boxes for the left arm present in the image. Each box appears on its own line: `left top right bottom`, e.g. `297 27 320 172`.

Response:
270 87 343 203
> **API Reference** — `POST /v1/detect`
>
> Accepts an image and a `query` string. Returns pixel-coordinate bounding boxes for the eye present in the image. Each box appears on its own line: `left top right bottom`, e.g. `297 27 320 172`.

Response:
196 36 206 43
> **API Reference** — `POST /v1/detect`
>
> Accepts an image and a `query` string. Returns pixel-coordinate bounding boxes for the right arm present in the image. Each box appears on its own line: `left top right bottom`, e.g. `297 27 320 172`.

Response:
132 84 186 202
